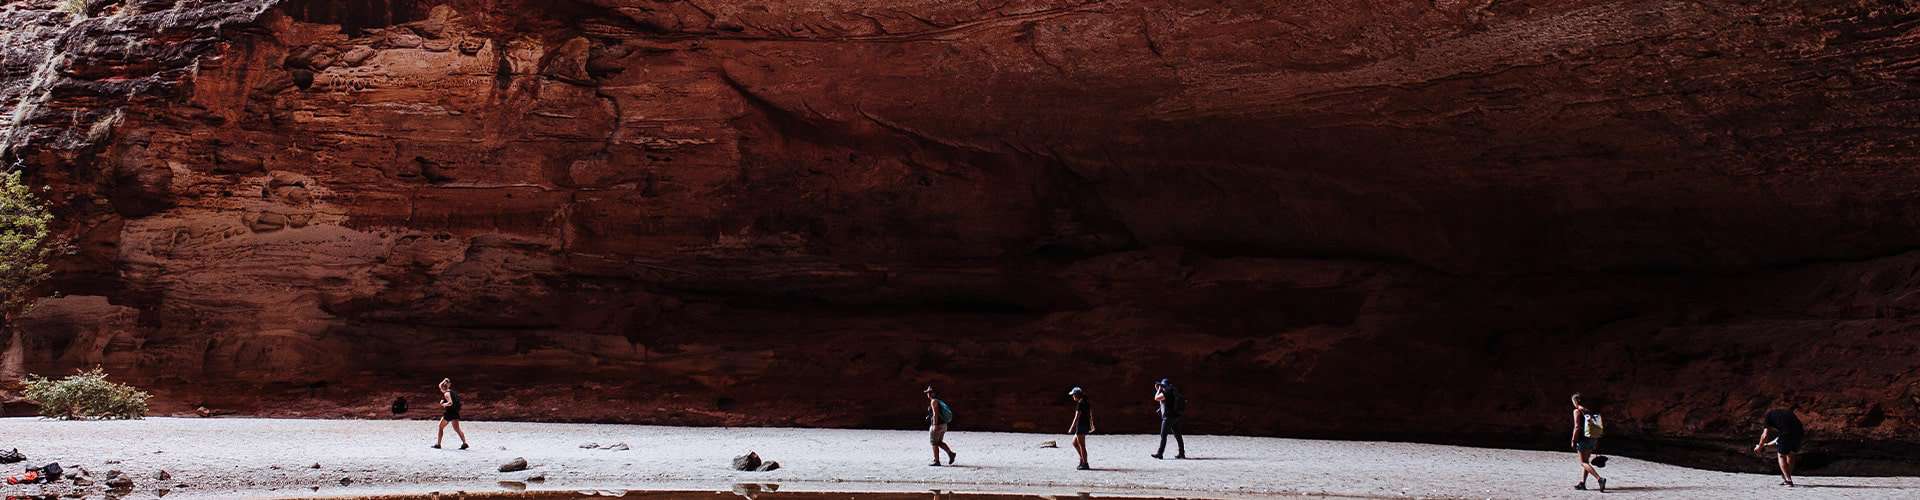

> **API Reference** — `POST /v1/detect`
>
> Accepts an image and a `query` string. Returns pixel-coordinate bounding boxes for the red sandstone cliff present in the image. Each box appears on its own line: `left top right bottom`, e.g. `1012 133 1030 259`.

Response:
2 0 1918 473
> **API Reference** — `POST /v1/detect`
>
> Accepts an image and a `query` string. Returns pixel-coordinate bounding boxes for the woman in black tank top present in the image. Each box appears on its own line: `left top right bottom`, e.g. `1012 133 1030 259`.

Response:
432 378 469 450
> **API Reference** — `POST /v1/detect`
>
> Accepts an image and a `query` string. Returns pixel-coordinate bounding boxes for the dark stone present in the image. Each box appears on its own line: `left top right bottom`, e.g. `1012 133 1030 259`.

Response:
290 69 314 90
756 461 780 472
730 452 760 471
498 457 528 472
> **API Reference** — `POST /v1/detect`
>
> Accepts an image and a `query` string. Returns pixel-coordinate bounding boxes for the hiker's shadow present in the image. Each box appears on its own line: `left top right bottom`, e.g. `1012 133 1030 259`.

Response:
1604 486 1700 493
1796 484 1915 490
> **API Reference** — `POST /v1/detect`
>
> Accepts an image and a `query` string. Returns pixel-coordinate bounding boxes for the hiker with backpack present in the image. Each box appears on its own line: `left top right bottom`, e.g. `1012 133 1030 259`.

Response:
1570 393 1607 492
924 386 958 466
1151 378 1187 459
1068 386 1096 470
431 378 468 450
1754 402 1806 487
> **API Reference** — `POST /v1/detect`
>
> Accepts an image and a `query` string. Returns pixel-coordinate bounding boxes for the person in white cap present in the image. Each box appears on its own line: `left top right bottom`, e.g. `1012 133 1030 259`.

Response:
1067 386 1096 470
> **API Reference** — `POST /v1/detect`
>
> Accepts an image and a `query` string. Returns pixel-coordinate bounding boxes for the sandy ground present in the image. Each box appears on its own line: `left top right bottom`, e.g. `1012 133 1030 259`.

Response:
0 418 1915 499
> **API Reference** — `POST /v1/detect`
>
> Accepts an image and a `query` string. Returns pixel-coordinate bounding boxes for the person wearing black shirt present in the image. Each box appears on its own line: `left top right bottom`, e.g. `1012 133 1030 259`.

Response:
1067 387 1095 470
1755 406 1806 487
431 378 469 450
1151 378 1187 459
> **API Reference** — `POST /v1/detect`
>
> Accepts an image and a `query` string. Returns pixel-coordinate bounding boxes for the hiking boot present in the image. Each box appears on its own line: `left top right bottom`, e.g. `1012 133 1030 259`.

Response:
1574 483 1586 491
1176 454 1188 459
947 451 956 464
1598 478 1606 492
459 443 469 450
1150 454 1163 460
928 462 942 467
430 444 441 449
1076 463 1090 471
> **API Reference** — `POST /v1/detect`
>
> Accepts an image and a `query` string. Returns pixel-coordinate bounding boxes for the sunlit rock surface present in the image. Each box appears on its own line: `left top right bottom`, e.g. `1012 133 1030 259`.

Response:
2 0 1918 473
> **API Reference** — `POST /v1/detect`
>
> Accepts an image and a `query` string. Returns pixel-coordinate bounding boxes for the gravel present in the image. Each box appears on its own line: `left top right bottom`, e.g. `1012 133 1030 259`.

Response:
0 417 1913 499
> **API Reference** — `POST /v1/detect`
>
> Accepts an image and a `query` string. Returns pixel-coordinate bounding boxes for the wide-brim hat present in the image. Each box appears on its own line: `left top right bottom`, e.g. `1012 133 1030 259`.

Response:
1068 387 1084 396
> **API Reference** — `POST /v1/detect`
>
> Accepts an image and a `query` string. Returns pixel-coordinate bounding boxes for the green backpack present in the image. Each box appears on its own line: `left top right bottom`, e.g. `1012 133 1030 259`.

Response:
937 400 954 424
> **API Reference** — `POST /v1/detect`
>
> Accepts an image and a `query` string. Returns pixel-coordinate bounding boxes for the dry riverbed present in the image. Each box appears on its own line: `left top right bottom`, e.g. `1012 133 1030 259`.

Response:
0 418 1915 499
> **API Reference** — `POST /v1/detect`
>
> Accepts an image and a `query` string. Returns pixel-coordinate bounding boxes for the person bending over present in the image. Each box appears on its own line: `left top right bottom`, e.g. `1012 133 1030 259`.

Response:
1755 402 1805 487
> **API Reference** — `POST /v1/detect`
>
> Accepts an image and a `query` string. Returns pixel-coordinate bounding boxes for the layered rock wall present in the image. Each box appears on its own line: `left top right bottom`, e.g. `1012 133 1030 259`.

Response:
3 0 1919 473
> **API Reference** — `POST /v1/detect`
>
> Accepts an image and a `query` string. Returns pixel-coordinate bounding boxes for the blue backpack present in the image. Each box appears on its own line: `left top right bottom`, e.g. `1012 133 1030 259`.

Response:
937 400 954 424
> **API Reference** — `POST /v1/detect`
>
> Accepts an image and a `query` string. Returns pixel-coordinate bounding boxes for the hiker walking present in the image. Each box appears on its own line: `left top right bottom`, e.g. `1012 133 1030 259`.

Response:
432 378 469 450
1068 386 1096 470
1754 402 1805 487
1570 393 1606 492
925 386 958 466
1151 378 1187 459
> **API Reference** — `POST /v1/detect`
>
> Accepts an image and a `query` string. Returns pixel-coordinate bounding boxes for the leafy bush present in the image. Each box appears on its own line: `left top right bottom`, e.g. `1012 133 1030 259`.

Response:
1 169 55 322
23 368 151 420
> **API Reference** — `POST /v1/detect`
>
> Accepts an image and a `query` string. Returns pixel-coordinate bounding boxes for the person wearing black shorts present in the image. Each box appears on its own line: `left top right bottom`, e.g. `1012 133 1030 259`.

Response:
1067 387 1095 470
1755 405 1805 487
432 378 469 450
1570 393 1605 492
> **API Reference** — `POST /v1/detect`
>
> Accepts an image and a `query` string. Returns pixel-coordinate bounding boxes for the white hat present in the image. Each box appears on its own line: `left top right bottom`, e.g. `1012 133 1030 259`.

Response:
1068 387 1084 396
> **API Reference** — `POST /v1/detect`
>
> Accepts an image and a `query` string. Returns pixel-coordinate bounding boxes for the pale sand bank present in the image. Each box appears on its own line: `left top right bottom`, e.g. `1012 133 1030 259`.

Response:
1 418 1915 499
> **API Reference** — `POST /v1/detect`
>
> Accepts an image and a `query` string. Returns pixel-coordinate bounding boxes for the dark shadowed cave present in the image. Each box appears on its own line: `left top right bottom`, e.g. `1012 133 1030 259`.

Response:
1 0 1918 476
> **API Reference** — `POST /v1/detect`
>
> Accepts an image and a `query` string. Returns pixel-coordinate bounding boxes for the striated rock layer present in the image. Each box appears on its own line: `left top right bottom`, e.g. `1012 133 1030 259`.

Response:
3 0 1919 473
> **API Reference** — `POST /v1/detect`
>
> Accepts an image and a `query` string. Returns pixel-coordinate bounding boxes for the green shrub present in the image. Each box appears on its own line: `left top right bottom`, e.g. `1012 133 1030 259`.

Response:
1 169 56 324
23 368 151 420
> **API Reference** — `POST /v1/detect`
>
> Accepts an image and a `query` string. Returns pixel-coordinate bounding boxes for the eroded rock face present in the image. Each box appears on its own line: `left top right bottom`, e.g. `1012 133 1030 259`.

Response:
2 0 1919 473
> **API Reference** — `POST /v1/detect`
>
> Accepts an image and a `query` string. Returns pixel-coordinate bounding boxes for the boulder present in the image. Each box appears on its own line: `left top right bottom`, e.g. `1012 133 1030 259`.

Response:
756 461 780 472
730 452 761 471
150 470 170 481
341 46 376 66
456 38 485 55
498 457 529 472
378 30 424 49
